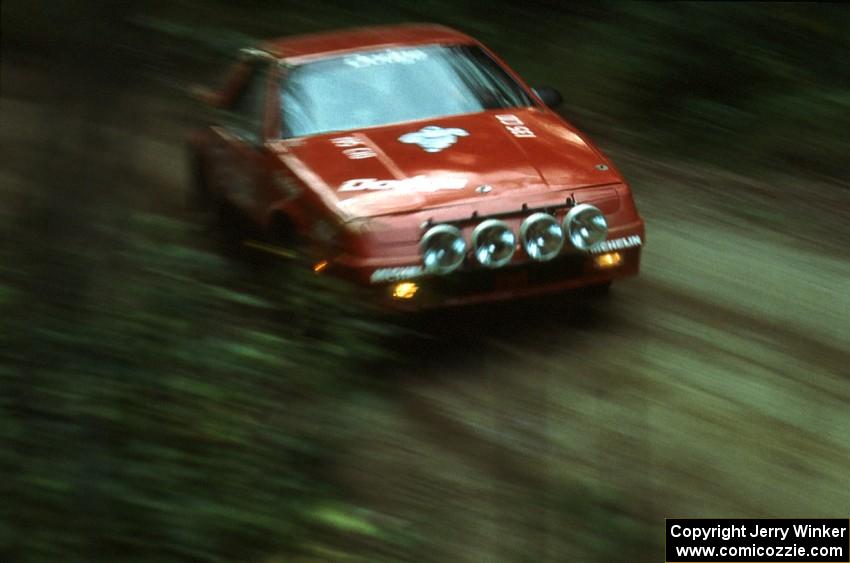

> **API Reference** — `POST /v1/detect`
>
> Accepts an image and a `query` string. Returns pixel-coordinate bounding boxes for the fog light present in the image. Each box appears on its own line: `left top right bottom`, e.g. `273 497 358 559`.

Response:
564 204 608 250
520 213 564 261
593 252 622 269
392 282 419 299
421 224 466 274
472 219 516 268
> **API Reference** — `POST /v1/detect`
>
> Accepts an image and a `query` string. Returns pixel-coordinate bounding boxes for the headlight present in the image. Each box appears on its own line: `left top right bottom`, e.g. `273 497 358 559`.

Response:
421 224 466 274
563 204 608 251
472 219 516 268
520 213 564 261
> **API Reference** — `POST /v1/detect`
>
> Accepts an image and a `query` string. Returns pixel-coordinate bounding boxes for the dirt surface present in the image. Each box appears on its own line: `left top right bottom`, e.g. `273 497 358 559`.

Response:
2 12 849 562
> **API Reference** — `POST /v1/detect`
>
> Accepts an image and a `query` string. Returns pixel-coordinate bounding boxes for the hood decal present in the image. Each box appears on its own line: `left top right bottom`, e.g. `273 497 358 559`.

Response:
339 175 469 193
279 109 622 218
495 113 536 138
398 125 469 153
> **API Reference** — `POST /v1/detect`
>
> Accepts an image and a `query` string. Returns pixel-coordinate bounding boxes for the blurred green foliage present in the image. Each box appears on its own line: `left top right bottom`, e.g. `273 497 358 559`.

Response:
549 3 850 174
0 214 394 562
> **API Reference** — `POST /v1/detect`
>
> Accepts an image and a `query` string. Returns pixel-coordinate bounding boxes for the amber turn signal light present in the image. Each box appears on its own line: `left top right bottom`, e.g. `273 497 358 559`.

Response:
392 282 419 299
593 252 622 269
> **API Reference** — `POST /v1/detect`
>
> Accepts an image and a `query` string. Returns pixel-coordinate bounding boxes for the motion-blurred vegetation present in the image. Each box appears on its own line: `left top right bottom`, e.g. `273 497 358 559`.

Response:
1 214 395 561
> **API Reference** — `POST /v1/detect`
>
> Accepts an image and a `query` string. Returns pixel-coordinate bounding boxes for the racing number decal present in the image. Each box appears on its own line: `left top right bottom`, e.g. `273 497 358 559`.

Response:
496 114 536 138
343 147 376 160
331 136 377 159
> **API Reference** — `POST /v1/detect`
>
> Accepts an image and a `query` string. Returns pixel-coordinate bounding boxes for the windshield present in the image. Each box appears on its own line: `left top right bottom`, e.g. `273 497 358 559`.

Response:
280 45 534 138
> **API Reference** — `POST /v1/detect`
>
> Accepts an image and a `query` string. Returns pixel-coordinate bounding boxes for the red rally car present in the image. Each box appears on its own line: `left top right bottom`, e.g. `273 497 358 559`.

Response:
189 24 645 308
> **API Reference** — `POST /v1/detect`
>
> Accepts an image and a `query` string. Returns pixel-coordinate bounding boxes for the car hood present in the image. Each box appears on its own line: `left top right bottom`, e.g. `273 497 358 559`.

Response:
272 108 622 219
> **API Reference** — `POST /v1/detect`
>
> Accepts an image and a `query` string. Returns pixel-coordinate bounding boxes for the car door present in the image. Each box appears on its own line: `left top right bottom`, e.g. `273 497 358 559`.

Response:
207 50 276 219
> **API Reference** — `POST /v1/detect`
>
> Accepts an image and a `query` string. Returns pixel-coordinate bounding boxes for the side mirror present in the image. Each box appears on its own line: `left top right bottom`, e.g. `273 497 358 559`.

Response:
533 86 563 109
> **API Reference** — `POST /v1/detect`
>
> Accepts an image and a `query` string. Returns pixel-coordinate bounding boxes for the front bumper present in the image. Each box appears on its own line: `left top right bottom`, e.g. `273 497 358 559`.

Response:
330 228 642 310
378 246 641 310
328 219 645 310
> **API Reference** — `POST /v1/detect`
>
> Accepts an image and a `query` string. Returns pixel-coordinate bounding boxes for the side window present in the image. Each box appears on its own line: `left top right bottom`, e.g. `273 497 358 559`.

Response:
227 57 272 142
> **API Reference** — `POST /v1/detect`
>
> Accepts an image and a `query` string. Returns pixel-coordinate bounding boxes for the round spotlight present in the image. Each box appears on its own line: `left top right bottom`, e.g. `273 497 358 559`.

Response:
420 224 466 274
520 213 564 261
563 204 608 251
472 219 516 268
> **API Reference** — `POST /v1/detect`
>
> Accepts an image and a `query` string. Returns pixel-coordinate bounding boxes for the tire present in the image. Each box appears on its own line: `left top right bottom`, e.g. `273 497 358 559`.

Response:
266 214 305 264
267 214 297 251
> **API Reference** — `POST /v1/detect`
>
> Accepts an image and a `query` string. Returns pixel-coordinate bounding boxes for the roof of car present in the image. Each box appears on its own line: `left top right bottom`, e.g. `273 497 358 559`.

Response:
261 24 478 63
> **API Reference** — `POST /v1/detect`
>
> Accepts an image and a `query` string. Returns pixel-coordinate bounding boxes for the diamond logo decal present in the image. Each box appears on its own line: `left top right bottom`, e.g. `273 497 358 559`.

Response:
398 125 469 153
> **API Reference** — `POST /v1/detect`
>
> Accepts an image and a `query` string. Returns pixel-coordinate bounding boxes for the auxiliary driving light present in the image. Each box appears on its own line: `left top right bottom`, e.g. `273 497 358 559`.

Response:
421 224 466 274
472 219 516 268
392 282 419 299
563 204 608 251
520 213 564 261
593 252 622 269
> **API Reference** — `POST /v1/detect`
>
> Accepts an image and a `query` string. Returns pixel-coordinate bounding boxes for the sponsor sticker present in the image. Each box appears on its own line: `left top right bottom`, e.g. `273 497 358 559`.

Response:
370 266 425 284
344 49 428 68
590 235 642 253
339 175 469 193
